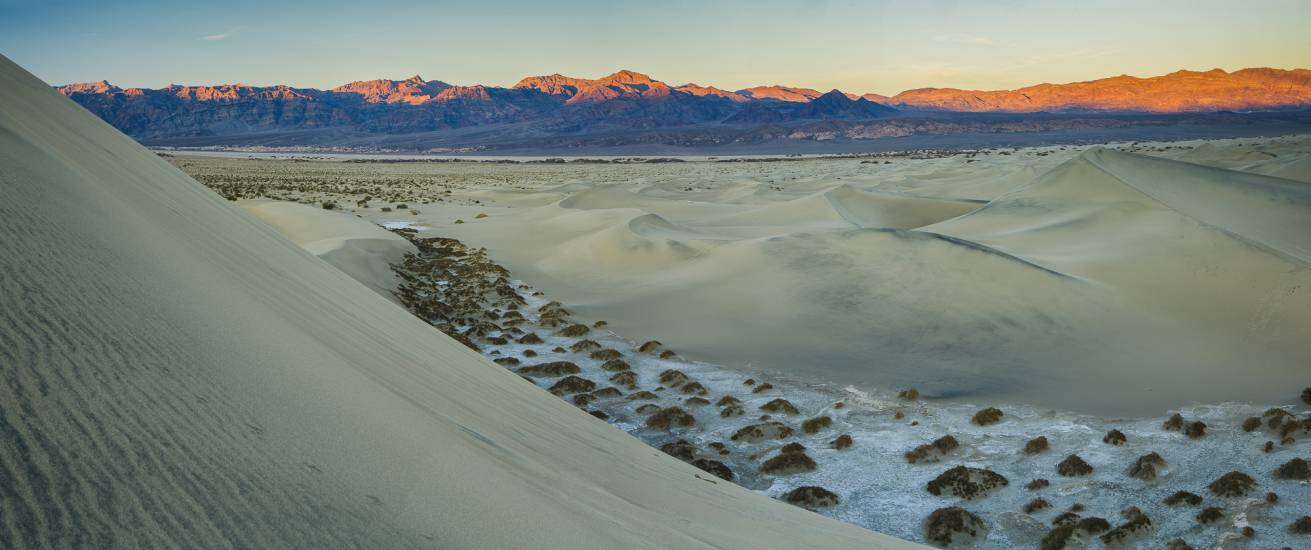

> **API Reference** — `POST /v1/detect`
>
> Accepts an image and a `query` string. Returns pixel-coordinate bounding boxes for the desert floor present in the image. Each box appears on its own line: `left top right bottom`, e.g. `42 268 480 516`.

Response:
168 135 1311 548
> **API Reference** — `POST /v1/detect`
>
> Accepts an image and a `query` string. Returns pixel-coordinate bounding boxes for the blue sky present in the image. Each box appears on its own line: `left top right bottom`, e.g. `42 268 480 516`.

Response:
2 0 1308 95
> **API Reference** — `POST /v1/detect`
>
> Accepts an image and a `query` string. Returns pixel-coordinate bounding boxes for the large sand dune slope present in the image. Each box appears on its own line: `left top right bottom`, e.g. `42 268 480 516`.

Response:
0 56 918 548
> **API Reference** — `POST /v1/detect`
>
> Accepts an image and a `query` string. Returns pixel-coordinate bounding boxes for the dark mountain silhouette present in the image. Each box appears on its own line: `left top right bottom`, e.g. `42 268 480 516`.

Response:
54 67 1311 150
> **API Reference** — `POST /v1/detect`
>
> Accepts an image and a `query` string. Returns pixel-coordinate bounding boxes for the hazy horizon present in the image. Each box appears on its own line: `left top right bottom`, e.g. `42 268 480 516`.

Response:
4 0 1309 95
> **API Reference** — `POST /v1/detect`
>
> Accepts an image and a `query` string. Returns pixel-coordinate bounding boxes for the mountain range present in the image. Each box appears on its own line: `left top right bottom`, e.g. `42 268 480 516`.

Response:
56 68 1311 151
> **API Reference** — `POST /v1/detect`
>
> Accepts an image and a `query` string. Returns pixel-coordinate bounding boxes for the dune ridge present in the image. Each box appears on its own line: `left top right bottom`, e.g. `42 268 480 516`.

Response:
0 54 920 549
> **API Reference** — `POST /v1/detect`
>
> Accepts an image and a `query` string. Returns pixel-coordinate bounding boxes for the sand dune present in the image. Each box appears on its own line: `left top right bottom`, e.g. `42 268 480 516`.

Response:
329 141 1311 415
240 200 417 298
0 55 922 548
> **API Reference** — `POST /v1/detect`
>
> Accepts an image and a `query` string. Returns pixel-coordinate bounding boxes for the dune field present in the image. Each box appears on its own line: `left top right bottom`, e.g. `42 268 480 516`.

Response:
173 136 1311 416
161 127 1311 547
0 55 929 549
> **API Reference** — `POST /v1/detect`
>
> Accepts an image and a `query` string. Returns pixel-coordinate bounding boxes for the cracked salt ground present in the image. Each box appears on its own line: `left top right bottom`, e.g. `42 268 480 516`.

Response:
387 228 1311 549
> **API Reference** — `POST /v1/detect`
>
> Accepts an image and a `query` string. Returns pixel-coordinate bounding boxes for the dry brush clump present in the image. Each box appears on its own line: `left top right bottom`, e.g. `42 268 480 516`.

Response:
1099 507 1152 546
1024 497 1051 514
645 407 695 431
1196 507 1224 524
782 486 840 510
760 398 800 415
925 466 1008 500
1208 471 1257 497
759 449 817 475
691 458 734 481
1274 457 1310 480
658 369 690 387
589 348 623 361
801 416 832 434
1164 491 1202 506
1127 452 1165 481
1103 429 1127 445
1023 436 1049 455
1056 454 1093 477
906 435 960 464
924 507 987 548
518 361 581 377
731 422 794 443
971 407 1004 426
549 376 596 395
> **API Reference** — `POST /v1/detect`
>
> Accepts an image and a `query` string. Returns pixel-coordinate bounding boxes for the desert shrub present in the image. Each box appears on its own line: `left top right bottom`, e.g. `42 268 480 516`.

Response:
1164 490 1202 506
782 486 840 510
1274 457 1310 480
658 369 689 387
1103 429 1127 445
680 382 708 396
730 421 793 442
906 435 960 464
926 466 1008 500
589 348 623 361
971 407 1004 426
801 416 832 434
645 407 695 431
1056 455 1093 477
1024 436 1049 455
548 376 595 395
925 507 987 548
659 439 697 461
759 450 817 475
760 398 799 415
558 324 589 337
1024 498 1051 514
1196 507 1224 524
1127 452 1165 481
517 361 580 376
692 458 734 481
1208 471 1257 497
600 359 630 372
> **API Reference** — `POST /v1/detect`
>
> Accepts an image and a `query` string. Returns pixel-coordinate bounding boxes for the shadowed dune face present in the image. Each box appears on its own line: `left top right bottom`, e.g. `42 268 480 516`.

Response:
0 55 921 549
338 137 1311 415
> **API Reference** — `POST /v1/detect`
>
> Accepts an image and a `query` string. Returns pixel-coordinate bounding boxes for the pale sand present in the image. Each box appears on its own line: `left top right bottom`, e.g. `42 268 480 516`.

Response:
239 199 417 299
0 55 924 548
171 135 1311 416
